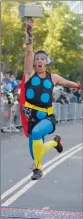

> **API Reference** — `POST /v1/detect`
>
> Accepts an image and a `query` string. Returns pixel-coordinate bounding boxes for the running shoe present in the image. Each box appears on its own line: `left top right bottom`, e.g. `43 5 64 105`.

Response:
31 168 43 180
54 135 63 153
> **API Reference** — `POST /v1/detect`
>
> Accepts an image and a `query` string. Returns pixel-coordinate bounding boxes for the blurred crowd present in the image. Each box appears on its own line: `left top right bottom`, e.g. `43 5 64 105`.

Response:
1 72 82 107
1 72 21 132
1 72 20 106
53 86 82 104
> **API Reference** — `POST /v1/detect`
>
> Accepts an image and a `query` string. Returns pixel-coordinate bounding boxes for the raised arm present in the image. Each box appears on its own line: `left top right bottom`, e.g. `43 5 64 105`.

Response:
52 74 81 89
24 18 34 82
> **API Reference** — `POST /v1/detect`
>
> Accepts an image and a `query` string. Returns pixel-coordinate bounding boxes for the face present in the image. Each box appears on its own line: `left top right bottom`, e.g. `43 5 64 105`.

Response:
34 55 47 73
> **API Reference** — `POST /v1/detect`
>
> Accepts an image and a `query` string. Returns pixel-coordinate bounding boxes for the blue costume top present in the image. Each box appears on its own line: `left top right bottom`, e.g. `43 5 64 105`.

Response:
24 72 56 134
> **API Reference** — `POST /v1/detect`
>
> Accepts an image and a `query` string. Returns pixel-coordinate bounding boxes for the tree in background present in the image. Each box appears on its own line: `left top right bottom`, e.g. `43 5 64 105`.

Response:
43 1 83 78
1 1 83 80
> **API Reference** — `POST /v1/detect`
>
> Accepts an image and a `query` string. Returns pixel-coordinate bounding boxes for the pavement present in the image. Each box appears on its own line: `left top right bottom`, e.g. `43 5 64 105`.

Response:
1 121 83 218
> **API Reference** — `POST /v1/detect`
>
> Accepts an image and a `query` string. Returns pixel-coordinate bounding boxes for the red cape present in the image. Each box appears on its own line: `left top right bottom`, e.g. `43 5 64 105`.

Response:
19 75 29 137
19 72 51 137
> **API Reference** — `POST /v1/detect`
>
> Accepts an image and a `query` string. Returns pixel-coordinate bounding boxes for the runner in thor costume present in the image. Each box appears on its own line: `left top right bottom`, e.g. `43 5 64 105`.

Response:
20 18 81 180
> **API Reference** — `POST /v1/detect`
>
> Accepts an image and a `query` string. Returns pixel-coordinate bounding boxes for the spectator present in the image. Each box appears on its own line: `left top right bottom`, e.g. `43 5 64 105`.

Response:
10 75 18 92
53 86 63 102
56 90 69 104
11 94 20 132
73 89 81 103
6 92 14 105
1 91 8 106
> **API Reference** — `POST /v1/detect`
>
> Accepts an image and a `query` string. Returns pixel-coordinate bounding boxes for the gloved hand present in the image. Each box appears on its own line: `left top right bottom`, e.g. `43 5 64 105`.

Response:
26 18 33 44
26 18 33 33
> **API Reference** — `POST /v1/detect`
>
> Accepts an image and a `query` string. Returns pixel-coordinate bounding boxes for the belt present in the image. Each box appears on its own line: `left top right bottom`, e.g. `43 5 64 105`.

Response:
24 101 54 115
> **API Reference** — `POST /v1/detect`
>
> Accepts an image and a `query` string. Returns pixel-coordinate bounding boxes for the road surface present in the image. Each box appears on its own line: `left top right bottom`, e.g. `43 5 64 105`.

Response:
1 121 83 218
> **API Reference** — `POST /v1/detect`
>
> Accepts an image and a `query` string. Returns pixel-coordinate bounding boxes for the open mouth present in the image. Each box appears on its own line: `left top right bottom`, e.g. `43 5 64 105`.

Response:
38 64 42 68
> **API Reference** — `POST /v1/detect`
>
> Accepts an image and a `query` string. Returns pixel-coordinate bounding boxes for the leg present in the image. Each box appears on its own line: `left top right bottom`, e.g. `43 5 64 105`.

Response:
29 135 34 160
28 135 44 160
32 119 54 140
43 136 63 154
31 119 63 180
31 119 54 179
28 134 45 173
31 119 61 180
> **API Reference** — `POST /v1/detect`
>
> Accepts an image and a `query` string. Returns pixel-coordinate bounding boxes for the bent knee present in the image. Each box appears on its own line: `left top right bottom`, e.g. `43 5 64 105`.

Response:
32 128 41 140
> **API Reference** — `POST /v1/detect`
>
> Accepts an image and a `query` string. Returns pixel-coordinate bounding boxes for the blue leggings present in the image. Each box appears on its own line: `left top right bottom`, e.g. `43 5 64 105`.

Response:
28 119 54 159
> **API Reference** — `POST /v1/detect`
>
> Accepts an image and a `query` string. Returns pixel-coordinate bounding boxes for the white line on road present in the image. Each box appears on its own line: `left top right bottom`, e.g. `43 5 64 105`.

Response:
1 144 83 206
43 146 83 176
1 143 82 201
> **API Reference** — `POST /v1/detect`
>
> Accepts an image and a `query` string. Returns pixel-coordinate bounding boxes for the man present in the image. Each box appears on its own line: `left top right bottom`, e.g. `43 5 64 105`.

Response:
22 18 81 180
10 75 18 91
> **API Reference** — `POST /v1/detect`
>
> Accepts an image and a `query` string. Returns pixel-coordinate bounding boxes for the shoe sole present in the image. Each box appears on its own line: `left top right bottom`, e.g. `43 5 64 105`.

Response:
56 144 63 153
31 172 43 180
54 135 63 153
31 175 42 180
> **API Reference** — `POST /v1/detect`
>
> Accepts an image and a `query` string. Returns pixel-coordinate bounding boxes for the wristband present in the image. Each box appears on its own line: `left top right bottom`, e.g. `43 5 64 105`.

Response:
77 82 82 89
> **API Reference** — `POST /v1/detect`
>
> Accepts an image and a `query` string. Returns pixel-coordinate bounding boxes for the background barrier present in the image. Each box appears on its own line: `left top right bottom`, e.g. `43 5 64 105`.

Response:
53 103 83 122
1 103 83 133
1 103 21 133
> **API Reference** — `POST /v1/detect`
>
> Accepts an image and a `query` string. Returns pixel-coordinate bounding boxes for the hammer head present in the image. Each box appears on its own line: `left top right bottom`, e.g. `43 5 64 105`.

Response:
19 4 43 18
